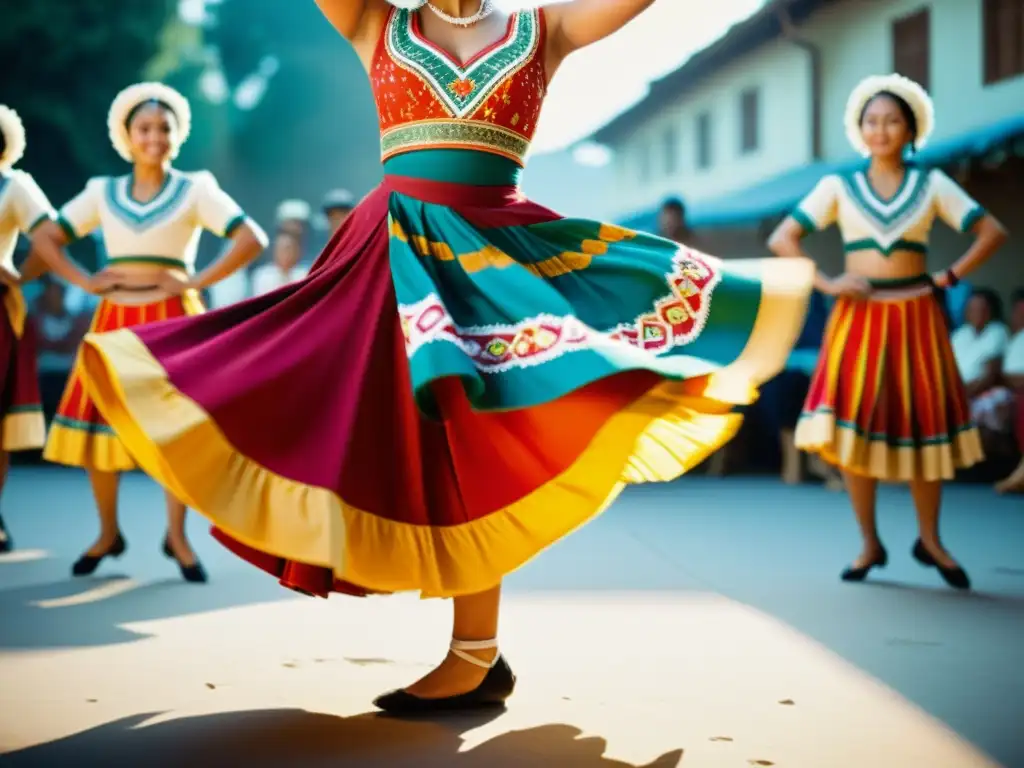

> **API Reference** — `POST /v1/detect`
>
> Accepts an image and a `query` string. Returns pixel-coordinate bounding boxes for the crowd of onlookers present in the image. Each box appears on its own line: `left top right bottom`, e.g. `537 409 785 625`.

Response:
208 188 355 308
655 197 1024 492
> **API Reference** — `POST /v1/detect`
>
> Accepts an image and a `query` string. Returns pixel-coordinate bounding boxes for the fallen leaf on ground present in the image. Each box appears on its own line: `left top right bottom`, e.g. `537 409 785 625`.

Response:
709 736 733 742
778 699 795 705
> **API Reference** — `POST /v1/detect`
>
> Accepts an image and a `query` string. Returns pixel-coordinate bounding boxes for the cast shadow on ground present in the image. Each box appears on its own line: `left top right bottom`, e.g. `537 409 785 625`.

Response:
0 571 292 652
2 709 685 768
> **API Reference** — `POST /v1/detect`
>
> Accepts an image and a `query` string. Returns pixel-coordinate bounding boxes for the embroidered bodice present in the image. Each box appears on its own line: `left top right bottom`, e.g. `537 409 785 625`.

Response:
57 169 246 272
371 8 547 167
793 166 985 257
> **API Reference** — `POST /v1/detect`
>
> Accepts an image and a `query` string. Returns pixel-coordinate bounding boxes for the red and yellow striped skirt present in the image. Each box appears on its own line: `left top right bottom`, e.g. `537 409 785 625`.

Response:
43 293 203 471
795 290 984 481
0 290 45 453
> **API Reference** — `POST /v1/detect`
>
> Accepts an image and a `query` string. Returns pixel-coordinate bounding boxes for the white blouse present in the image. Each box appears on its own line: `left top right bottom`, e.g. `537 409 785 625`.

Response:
950 322 1009 384
1004 330 1024 376
251 264 308 296
0 169 55 335
793 167 984 259
57 169 246 273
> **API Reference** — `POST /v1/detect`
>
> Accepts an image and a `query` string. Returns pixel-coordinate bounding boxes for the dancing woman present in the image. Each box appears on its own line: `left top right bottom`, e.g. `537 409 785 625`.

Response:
79 0 813 711
0 105 52 553
769 74 1008 590
32 83 267 581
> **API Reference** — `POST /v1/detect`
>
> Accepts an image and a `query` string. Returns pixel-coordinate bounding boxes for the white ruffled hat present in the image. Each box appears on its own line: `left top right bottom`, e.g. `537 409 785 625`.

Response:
845 73 935 157
108 82 192 163
276 199 312 223
0 105 27 172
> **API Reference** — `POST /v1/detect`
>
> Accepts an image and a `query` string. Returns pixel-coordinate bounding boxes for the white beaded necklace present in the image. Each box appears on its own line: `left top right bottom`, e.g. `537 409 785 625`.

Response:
426 0 494 27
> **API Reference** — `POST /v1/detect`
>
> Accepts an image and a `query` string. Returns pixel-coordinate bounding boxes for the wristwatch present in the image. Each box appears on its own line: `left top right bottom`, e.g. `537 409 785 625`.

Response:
946 269 960 287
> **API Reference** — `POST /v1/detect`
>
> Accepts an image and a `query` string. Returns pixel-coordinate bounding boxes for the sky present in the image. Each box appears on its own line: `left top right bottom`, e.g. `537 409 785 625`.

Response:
179 0 766 153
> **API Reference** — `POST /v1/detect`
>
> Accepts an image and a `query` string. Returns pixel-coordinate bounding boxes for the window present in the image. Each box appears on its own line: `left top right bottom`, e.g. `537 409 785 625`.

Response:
696 112 712 170
892 9 931 90
984 0 1024 84
740 88 760 153
663 125 679 175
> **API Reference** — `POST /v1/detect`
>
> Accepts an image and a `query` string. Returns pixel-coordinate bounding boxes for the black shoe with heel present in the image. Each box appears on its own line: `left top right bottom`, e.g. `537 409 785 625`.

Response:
840 546 888 582
373 638 516 715
162 537 207 583
912 539 970 590
71 533 127 576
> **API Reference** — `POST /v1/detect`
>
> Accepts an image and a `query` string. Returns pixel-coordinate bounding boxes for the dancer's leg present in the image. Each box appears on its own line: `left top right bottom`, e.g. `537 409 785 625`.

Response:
844 472 883 567
84 470 121 554
404 583 502 699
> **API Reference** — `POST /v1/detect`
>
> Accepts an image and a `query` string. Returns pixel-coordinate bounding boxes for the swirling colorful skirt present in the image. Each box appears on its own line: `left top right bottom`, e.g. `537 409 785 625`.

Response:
79 166 813 599
43 293 203 471
0 287 45 453
795 282 984 481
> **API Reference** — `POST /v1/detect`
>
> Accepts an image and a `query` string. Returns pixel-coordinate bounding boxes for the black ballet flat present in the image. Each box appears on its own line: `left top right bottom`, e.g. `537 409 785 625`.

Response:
912 539 971 590
374 638 516 716
0 513 12 553
162 537 208 583
71 533 127 576
840 546 888 582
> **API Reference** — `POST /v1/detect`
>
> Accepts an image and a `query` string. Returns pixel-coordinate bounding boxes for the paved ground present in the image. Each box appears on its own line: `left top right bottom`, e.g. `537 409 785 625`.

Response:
1 466 1022 767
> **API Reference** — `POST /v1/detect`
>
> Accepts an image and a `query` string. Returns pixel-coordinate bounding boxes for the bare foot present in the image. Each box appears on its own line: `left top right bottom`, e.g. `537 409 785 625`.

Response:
995 467 1024 494
165 534 198 566
781 463 803 485
824 474 845 492
403 647 495 700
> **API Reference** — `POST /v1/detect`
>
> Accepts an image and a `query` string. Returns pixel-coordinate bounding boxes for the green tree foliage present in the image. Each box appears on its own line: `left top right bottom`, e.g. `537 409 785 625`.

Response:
205 0 384 234
0 0 180 204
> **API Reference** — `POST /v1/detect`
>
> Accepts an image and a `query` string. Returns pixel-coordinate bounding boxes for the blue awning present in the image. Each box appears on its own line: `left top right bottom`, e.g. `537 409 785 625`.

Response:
620 113 1024 232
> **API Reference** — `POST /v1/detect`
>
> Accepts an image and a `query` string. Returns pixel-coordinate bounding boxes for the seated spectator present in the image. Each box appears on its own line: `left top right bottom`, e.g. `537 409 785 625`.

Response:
251 229 307 296
995 289 1024 493
33 277 89 423
951 288 1014 449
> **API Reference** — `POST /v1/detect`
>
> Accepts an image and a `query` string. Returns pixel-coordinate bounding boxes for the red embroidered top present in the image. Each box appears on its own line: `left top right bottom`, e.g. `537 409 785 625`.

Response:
370 8 547 167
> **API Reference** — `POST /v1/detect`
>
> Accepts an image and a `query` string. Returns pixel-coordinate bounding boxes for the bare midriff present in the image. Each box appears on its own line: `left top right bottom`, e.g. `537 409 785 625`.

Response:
844 249 933 300
102 260 190 306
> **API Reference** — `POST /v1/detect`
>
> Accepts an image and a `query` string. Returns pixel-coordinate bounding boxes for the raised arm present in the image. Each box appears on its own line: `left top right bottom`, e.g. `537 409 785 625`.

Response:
544 0 656 64
313 0 390 67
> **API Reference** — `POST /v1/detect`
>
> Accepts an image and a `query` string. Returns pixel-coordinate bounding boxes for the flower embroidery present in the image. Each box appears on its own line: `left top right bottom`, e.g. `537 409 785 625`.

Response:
449 78 476 98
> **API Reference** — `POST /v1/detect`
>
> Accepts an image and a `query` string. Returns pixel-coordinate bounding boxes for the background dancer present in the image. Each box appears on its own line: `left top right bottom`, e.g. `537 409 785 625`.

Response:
769 74 1008 590
31 82 267 582
0 105 51 553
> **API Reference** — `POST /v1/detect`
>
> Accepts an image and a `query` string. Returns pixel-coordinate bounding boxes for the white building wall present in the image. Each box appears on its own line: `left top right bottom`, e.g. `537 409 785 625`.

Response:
608 39 813 214
804 0 1024 161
